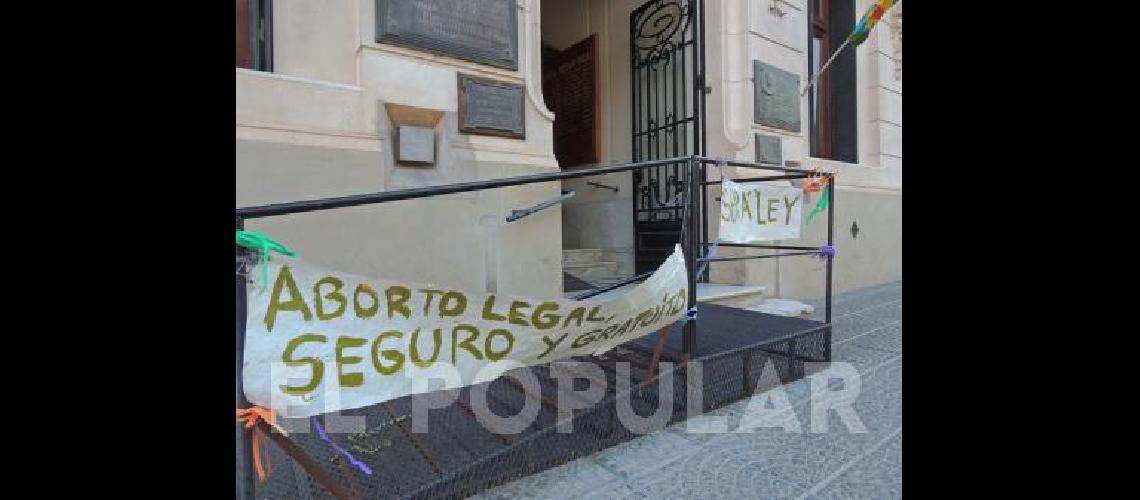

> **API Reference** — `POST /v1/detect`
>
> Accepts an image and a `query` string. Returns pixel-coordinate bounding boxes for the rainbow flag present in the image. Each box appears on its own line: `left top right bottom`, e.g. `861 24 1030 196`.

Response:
801 0 900 96
850 0 899 46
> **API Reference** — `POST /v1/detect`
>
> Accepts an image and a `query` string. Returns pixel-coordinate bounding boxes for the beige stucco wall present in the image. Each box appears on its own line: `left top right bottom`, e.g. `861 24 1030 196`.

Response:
272 0 357 84
775 184 901 299
237 0 563 298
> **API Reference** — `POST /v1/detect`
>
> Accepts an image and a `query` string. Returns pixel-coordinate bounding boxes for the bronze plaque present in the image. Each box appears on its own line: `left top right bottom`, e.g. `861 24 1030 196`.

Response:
755 134 783 165
376 0 519 70
753 61 801 132
544 35 600 168
458 74 525 139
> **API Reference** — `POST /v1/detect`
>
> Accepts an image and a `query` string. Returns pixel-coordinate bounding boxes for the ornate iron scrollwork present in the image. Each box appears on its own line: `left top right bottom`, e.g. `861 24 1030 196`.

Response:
632 0 688 52
630 0 702 273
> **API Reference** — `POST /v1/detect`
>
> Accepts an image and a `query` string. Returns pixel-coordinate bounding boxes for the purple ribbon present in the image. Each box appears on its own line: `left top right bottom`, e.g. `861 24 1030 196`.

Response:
818 245 836 259
311 417 373 475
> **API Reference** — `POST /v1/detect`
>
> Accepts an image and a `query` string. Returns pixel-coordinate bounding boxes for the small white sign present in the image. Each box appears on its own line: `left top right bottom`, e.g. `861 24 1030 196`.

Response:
719 178 803 242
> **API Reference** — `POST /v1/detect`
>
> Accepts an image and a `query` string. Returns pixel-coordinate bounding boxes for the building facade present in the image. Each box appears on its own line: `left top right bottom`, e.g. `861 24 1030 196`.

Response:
236 0 901 301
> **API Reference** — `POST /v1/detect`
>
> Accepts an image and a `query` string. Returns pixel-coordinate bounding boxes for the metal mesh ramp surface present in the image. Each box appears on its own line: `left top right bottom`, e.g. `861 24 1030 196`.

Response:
252 307 830 499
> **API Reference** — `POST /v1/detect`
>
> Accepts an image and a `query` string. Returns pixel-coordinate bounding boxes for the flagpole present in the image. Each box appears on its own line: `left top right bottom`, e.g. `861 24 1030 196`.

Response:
801 0 899 96
801 35 853 97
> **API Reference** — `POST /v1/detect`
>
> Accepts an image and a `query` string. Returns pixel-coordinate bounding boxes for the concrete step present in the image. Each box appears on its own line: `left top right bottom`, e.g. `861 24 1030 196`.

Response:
563 249 605 266
593 275 635 286
563 272 596 293
560 275 635 300
563 261 620 282
747 298 815 319
697 283 769 308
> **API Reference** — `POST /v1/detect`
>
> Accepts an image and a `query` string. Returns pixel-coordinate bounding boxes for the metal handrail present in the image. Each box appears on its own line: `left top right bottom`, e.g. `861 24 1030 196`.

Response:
700 251 818 262
702 173 812 185
696 156 822 175
236 157 691 219
572 271 654 300
586 181 620 192
234 155 821 219
506 190 575 223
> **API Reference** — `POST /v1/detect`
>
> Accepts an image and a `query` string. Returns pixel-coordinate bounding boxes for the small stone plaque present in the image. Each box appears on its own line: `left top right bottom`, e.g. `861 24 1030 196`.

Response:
376 0 518 70
753 61 801 132
397 125 435 165
755 134 783 165
458 74 525 139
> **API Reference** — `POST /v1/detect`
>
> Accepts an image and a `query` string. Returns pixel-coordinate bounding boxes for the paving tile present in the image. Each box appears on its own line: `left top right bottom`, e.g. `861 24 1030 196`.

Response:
811 433 902 500
625 363 901 498
469 457 621 500
805 282 901 319
479 281 903 499
838 321 902 354
591 426 702 479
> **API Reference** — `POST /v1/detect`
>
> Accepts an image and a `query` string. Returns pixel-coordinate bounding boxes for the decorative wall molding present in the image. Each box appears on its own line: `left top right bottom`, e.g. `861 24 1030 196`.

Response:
768 0 787 17
890 5 902 81
523 0 556 121
720 0 752 149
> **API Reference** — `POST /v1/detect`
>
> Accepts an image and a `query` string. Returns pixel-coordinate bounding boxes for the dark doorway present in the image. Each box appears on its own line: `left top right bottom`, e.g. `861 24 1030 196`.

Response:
543 35 601 168
630 0 705 274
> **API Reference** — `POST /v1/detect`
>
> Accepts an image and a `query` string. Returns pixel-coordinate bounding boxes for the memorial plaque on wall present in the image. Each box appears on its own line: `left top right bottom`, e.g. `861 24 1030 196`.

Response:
458 74 525 139
753 61 801 132
544 35 600 168
376 0 519 70
755 134 783 165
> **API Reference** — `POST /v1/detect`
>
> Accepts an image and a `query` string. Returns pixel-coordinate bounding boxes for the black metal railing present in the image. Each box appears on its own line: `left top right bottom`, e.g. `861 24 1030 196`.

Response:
585 181 619 192
572 271 654 300
235 155 834 499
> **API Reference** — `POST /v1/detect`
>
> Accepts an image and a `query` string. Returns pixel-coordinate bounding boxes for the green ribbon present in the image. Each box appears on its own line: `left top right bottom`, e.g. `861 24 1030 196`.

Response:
805 185 830 224
236 230 296 290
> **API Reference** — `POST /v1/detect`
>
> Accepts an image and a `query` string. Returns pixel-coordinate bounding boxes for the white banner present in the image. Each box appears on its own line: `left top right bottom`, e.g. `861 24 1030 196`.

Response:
719 178 803 242
242 245 688 417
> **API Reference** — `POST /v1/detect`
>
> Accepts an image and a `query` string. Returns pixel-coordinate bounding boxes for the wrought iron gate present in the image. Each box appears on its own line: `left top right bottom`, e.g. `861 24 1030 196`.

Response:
630 0 706 274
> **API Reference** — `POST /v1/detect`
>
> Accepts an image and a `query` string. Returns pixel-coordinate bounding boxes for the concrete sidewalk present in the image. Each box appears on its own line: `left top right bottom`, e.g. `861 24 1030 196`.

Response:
474 281 903 499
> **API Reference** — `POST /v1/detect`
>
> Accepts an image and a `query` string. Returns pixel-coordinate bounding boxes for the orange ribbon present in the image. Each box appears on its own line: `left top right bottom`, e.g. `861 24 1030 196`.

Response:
803 167 832 193
236 406 289 482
